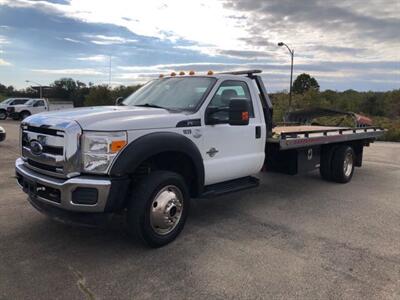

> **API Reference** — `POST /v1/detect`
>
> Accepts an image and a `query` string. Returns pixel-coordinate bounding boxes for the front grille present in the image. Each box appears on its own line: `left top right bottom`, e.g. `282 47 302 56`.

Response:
26 125 63 137
21 118 81 178
22 139 63 155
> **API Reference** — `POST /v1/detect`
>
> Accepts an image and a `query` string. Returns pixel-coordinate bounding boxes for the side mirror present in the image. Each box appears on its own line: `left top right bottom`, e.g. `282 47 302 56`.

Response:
229 99 250 126
205 107 224 125
115 97 124 106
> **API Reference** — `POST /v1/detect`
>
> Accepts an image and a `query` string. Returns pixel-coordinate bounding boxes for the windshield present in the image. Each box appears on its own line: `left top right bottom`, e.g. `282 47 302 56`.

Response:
24 99 35 106
123 77 216 111
1 98 13 104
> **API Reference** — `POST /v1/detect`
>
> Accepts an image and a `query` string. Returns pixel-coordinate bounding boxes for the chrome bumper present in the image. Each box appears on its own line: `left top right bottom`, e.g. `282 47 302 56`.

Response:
15 158 111 212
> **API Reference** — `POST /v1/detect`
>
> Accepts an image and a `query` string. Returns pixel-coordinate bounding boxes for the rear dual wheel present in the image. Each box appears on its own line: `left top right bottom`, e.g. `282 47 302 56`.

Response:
320 145 355 183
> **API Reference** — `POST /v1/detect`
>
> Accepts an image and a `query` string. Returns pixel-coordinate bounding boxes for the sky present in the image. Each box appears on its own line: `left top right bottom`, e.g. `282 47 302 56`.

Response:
0 0 399 92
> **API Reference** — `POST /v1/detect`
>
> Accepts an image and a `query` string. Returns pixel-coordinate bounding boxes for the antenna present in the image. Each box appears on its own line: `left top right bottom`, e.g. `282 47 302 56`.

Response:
109 55 112 86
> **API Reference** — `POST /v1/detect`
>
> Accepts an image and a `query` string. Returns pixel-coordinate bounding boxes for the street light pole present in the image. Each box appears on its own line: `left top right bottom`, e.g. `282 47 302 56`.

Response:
278 42 294 110
25 80 43 98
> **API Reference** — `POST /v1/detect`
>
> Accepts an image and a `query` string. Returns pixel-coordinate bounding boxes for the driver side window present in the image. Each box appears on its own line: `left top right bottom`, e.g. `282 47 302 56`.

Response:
207 80 254 123
34 100 45 107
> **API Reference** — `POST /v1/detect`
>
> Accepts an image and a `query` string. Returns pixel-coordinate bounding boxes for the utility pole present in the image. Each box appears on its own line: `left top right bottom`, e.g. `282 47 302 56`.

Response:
278 42 294 111
25 80 43 98
109 55 112 86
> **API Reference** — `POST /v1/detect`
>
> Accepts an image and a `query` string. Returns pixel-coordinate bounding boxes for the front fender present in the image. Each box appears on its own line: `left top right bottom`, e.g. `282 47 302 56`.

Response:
110 132 205 195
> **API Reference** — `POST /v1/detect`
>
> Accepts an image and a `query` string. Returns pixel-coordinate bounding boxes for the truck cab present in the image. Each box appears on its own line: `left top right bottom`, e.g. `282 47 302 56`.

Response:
15 70 384 247
0 98 30 120
10 98 48 120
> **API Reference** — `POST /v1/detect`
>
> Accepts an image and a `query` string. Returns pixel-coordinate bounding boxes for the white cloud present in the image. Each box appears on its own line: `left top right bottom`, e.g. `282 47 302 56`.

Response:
63 37 83 44
32 68 103 75
86 34 137 45
77 54 108 62
0 0 248 49
0 58 12 66
0 35 10 45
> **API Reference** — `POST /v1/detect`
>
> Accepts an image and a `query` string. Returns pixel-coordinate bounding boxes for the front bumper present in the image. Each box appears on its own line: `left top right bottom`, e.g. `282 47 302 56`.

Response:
16 158 114 213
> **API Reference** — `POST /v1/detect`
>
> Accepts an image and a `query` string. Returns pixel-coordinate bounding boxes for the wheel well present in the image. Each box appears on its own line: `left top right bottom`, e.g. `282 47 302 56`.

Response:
20 110 31 115
131 151 199 197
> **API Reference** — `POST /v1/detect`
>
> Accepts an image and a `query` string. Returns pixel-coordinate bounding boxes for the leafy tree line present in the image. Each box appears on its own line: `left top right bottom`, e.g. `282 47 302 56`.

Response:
0 78 142 107
1 75 399 141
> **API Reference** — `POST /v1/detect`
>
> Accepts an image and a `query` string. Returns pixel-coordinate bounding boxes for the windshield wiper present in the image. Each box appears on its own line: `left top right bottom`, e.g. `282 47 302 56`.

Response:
134 103 167 109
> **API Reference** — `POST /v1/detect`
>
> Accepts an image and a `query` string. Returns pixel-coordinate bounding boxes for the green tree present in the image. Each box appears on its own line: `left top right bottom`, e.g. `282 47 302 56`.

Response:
51 78 78 99
292 73 320 94
111 85 142 100
84 85 113 106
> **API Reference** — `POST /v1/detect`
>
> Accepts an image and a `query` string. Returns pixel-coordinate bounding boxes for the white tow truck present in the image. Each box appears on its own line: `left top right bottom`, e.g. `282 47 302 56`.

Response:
15 70 384 247
8 98 73 120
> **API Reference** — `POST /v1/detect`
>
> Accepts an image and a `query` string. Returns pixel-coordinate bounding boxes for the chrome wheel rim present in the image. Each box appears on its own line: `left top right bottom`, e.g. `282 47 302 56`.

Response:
150 185 183 235
343 152 353 177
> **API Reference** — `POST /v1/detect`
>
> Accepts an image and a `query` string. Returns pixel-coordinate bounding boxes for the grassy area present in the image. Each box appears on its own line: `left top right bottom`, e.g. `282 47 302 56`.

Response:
372 117 400 142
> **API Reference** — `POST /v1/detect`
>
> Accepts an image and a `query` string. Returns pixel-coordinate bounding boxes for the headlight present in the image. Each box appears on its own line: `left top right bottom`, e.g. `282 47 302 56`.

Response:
82 131 127 174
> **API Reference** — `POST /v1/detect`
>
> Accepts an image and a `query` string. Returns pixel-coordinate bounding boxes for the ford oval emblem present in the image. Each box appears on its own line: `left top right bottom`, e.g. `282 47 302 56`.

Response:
30 140 43 155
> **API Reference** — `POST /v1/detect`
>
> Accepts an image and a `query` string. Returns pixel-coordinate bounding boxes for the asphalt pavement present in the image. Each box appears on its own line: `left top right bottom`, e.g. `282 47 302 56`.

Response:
0 119 399 299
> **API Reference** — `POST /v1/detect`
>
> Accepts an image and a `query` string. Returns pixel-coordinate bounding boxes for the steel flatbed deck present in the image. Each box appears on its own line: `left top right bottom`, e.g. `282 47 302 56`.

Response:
268 125 385 150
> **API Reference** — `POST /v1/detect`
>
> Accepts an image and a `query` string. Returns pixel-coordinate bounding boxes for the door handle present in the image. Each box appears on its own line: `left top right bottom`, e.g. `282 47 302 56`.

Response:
255 126 261 139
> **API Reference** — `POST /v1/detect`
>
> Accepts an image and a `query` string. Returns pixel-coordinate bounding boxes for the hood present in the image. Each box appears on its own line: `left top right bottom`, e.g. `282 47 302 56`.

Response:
27 106 189 131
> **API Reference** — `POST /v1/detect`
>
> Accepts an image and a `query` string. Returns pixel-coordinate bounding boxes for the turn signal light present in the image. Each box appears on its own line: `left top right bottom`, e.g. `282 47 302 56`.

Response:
110 140 127 153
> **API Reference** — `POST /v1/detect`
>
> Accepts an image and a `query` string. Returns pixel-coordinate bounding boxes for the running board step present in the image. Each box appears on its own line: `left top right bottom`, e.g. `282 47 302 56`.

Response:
200 176 259 198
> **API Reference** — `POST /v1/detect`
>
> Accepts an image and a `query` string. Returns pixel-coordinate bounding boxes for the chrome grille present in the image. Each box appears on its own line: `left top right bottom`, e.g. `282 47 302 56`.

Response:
20 116 82 178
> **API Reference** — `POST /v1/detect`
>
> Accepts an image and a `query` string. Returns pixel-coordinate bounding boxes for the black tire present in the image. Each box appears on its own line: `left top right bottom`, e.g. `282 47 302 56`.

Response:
0 110 6 120
127 171 190 247
319 145 337 181
20 111 31 120
331 145 355 183
12 114 20 120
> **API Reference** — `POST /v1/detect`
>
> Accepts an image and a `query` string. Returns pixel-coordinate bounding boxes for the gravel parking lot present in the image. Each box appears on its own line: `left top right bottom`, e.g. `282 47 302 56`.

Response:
0 119 399 299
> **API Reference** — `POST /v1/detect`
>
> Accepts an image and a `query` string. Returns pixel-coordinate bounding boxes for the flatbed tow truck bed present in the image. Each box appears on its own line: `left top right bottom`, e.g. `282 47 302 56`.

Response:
265 125 385 175
268 125 385 150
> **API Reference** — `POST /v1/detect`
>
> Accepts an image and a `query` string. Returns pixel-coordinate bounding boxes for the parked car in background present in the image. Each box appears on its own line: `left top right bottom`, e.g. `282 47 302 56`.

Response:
0 126 5 142
8 98 74 120
0 98 30 120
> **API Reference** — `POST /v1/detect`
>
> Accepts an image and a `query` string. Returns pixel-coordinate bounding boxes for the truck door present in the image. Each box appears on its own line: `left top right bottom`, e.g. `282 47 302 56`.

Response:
32 100 46 114
202 79 265 185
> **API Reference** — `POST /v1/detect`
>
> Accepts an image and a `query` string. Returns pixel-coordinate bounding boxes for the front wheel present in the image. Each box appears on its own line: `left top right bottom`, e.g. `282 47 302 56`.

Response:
0 110 6 120
127 171 190 247
20 111 31 120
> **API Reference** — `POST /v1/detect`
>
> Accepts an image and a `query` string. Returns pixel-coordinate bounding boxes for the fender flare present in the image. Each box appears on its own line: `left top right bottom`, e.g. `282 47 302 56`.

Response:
110 132 205 195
